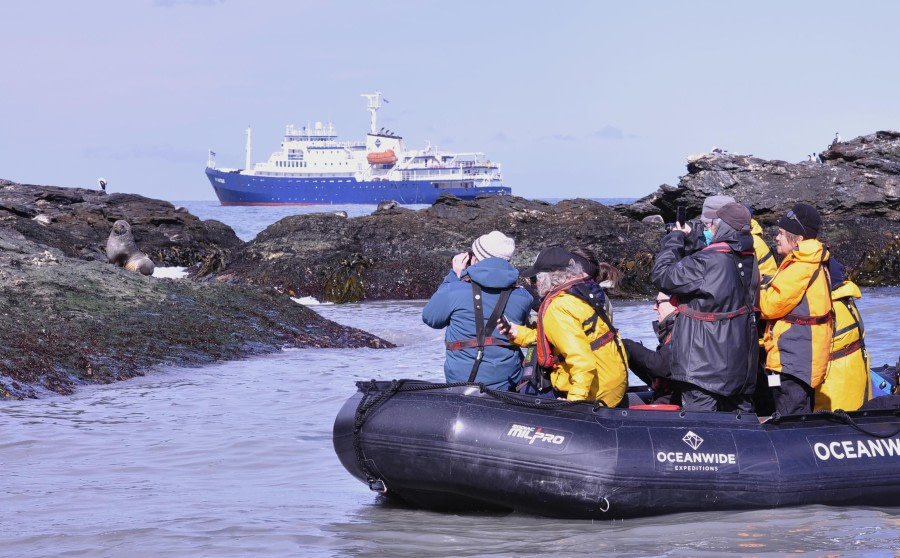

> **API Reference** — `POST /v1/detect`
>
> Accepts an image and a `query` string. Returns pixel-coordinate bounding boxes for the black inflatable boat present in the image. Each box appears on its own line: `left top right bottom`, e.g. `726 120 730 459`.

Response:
333 380 900 519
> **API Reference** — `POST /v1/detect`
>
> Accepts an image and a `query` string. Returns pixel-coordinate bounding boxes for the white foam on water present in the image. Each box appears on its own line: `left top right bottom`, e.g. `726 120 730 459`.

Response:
292 296 330 306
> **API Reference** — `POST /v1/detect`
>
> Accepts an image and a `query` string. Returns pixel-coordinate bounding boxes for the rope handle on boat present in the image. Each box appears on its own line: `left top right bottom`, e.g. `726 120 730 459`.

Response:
767 409 900 438
352 379 487 491
816 409 900 438
353 379 404 492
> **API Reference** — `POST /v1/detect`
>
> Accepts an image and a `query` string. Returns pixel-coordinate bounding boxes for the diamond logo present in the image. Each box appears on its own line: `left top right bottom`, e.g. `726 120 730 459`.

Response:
682 431 704 450
374 138 382 147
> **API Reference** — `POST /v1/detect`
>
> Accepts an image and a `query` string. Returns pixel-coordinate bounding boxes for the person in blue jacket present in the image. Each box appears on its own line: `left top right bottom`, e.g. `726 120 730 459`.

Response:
423 231 533 391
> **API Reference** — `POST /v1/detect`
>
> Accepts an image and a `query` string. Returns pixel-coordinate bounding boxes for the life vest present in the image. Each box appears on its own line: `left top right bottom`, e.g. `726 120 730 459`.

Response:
814 282 870 411
517 278 627 397
535 278 624 369
829 293 865 361
760 240 834 386
767 253 834 329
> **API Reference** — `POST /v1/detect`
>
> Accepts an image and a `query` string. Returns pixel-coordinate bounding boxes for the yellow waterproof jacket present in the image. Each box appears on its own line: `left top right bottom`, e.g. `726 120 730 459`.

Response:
814 281 871 411
759 239 833 388
751 219 778 280
513 292 627 405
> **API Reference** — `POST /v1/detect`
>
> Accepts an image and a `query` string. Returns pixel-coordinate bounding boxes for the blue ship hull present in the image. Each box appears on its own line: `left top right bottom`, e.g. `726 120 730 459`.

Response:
205 168 511 205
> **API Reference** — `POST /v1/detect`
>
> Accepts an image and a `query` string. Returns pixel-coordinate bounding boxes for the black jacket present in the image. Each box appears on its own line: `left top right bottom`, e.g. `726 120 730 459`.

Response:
651 227 759 397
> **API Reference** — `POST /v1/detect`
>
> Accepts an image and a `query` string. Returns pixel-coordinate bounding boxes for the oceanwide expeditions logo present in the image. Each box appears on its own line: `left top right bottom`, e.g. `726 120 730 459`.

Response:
503 423 571 450
654 430 739 472
809 435 900 463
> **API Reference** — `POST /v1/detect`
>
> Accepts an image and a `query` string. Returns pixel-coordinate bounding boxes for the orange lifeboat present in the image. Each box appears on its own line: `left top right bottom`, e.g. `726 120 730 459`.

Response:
367 149 397 165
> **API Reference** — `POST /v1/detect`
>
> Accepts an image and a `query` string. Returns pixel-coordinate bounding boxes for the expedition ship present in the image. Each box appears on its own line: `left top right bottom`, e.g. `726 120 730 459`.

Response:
205 92 510 205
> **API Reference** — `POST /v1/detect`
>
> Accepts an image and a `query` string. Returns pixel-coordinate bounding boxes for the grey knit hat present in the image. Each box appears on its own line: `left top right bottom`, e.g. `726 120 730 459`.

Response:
701 195 736 224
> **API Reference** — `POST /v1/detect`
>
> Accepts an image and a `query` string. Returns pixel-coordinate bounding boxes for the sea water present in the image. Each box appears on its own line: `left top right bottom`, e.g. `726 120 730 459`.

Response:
1 203 897 558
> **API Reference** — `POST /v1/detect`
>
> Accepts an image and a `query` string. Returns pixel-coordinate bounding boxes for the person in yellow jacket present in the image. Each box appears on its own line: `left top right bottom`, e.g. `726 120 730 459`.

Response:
749 214 778 415
759 203 833 415
814 258 872 411
750 217 778 281
501 247 628 406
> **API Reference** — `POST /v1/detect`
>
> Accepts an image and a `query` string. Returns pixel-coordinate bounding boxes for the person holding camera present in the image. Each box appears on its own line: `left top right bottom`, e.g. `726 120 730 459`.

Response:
422 231 533 391
651 202 759 412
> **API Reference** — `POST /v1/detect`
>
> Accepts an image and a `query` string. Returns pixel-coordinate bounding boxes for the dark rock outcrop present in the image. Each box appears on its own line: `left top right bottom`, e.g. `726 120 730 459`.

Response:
0 227 392 400
0 179 241 269
617 131 900 286
202 194 661 301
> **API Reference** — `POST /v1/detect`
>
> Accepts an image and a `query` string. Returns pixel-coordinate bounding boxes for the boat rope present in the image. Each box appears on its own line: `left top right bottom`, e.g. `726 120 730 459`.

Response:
814 409 900 438
352 379 473 492
479 387 575 410
353 379 403 492
767 409 900 438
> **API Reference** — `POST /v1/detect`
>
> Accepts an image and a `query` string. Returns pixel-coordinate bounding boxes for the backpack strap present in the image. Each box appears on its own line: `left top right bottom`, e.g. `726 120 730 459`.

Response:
467 284 513 383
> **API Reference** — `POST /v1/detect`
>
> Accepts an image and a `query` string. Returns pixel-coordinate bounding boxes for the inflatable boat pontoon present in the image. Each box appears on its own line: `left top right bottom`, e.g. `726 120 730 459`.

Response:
333 380 900 519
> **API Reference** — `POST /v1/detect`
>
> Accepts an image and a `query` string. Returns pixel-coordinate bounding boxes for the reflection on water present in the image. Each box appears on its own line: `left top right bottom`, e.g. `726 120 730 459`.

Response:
0 294 898 558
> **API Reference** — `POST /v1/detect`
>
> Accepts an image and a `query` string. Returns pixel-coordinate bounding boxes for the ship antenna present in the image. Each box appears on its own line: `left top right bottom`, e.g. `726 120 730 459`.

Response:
245 126 252 172
361 91 382 134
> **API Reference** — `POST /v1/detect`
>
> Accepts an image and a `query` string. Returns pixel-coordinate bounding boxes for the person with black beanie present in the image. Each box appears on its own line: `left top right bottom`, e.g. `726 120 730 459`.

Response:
759 203 833 415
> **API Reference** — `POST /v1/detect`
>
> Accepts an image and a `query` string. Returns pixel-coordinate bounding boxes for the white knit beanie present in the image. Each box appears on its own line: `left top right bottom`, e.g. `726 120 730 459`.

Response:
471 231 515 261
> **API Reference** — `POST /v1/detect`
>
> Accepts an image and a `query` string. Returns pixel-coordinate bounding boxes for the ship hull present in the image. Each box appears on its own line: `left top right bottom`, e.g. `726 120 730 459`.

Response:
206 167 510 205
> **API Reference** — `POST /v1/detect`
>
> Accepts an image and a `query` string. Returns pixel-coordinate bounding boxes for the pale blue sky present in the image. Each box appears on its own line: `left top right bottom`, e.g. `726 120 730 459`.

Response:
2 0 898 202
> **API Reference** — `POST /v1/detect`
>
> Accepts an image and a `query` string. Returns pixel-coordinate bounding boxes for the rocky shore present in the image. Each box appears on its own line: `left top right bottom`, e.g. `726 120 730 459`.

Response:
0 183 392 399
2 130 897 398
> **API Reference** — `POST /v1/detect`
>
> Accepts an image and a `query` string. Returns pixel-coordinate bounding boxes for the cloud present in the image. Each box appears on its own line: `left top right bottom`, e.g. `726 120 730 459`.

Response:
491 132 514 143
552 134 577 142
589 125 637 140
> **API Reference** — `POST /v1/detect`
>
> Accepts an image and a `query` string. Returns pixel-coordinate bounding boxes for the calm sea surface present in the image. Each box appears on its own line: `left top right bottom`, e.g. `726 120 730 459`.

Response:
1 203 898 558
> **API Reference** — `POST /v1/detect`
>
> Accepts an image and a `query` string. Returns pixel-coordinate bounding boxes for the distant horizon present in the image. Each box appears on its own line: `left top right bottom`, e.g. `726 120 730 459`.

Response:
3 1 898 202
170 196 642 204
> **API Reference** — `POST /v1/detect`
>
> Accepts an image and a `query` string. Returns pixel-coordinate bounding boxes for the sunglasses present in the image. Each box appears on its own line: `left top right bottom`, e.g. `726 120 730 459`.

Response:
786 209 807 235
654 298 671 308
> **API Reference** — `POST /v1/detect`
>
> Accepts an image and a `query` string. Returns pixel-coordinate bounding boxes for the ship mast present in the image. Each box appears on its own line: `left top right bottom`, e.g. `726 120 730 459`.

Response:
361 91 382 134
245 126 252 172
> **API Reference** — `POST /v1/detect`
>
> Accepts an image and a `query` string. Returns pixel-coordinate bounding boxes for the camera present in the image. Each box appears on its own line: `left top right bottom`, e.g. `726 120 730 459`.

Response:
664 206 689 233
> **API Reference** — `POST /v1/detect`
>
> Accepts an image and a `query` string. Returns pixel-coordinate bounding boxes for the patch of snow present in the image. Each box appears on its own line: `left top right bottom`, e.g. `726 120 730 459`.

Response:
153 266 188 279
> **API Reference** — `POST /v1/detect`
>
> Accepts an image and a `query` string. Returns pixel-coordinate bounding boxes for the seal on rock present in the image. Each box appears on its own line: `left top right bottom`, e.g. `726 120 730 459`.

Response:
106 220 155 276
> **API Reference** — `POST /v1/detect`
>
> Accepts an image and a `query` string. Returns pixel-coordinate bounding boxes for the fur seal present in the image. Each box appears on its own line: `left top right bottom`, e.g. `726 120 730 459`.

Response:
376 200 399 212
106 220 155 276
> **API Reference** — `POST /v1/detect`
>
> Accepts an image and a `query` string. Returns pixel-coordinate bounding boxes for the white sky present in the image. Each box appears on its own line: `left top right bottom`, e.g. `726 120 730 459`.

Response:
2 0 898 201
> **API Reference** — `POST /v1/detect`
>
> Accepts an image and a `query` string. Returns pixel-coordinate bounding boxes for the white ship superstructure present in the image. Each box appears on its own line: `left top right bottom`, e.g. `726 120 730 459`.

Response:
205 92 509 205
